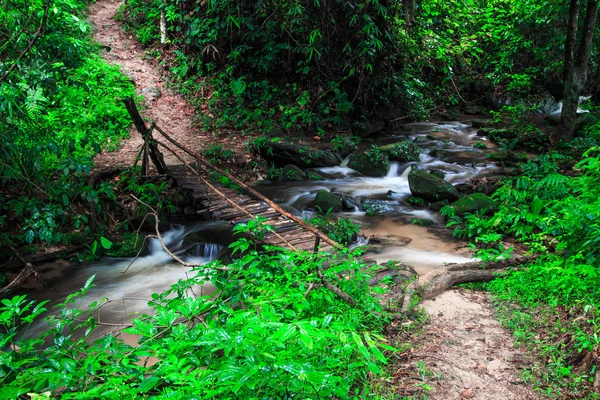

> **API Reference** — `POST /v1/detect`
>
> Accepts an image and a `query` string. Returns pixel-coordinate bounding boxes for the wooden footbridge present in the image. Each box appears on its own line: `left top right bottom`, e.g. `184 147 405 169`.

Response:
124 99 338 252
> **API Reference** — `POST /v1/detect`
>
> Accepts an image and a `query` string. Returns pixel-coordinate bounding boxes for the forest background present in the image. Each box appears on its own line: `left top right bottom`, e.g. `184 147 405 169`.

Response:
1 0 600 398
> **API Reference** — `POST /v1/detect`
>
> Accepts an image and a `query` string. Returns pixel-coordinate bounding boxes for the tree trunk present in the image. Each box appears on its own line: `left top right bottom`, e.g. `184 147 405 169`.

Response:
403 0 416 27
556 0 598 143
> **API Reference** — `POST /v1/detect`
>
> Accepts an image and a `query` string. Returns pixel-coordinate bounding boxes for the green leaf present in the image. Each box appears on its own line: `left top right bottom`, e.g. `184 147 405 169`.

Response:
138 376 160 393
100 236 112 249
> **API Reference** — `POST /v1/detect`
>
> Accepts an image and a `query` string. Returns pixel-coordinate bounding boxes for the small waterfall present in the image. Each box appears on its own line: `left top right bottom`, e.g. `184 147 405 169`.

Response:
549 95 591 116
148 225 185 256
386 162 400 177
400 166 411 179
188 243 221 260
339 155 351 168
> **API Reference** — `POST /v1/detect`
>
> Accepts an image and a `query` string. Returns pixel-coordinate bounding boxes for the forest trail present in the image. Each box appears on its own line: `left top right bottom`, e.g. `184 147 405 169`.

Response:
88 1 539 397
89 0 208 169
408 290 540 400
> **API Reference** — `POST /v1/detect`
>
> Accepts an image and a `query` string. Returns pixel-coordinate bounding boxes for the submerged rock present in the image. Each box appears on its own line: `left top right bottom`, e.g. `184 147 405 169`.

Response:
408 169 461 202
451 193 498 215
314 190 343 213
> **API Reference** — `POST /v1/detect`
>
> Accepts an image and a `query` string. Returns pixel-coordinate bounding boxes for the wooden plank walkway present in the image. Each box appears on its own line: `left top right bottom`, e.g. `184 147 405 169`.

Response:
169 164 333 252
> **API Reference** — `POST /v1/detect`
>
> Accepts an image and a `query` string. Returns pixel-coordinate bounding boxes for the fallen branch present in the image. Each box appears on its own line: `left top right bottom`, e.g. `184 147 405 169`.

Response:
0 239 47 293
315 267 357 307
0 244 86 273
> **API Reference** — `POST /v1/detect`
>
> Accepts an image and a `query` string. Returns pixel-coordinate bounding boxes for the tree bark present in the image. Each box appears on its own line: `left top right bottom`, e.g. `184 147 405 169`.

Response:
385 257 534 312
556 0 598 143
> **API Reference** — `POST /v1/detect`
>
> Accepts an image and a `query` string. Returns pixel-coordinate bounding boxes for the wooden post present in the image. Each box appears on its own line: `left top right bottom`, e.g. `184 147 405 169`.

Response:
124 98 167 174
313 236 321 254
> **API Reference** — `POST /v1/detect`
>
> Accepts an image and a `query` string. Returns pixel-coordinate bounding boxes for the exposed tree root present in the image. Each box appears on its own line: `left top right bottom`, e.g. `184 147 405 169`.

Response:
390 257 535 312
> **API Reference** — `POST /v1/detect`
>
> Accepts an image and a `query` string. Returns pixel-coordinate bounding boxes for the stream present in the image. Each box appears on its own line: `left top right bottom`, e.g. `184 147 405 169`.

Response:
258 121 500 273
16 120 500 338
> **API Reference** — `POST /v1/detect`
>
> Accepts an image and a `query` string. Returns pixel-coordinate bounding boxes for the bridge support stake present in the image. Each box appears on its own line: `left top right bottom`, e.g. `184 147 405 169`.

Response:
124 98 167 174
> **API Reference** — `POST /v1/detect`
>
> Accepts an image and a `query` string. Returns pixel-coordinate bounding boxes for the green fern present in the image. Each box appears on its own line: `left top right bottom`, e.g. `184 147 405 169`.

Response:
18 83 48 120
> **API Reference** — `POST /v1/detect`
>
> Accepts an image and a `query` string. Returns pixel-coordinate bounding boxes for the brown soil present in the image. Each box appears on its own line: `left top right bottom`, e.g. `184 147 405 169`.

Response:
389 289 540 400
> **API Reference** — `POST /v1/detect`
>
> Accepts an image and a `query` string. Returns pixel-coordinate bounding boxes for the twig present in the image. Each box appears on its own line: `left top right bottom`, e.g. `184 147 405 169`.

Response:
121 233 152 274
129 194 198 267
315 267 357 307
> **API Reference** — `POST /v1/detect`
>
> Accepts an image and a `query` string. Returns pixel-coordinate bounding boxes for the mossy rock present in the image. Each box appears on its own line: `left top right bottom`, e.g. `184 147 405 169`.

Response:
255 140 341 168
471 119 493 129
429 169 445 180
306 172 325 180
379 141 421 162
488 128 518 141
408 169 461 202
283 164 306 181
451 193 498 215
314 190 343 213
348 149 390 177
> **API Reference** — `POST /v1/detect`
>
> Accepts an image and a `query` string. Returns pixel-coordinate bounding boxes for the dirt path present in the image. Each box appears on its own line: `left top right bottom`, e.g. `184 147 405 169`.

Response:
397 290 539 400
89 0 212 169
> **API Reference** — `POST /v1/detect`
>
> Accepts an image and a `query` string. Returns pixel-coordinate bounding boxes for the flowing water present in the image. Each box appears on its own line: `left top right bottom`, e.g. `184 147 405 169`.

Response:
257 121 500 273
16 120 500 337
16 222 230 340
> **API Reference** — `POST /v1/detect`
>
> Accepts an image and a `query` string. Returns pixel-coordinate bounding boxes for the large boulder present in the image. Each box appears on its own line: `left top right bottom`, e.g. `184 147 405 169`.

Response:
451 193 498 215
408 169 461 202
356 119 385 138
348 147 390 177
314 190 343 213
380 141 421 162
255 140 341 168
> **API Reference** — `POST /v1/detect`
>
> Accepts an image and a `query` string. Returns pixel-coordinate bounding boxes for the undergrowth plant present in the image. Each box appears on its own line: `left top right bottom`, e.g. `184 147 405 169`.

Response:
308 213 361 246
444 147 600 396
0 0 137 251
1 220 394 398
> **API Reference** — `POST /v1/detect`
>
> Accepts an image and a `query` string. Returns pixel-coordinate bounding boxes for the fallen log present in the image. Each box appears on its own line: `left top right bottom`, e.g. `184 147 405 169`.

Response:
389 256 535 313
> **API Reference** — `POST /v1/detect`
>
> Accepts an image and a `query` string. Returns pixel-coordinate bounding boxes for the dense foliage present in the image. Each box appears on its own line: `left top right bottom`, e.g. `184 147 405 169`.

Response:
1 224 395 398
119 0 599 134
0 0 137 249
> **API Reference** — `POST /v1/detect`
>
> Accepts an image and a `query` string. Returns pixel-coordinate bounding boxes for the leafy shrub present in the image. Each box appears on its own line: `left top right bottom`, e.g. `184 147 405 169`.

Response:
0 0 137 249
308 215 361 245
202 145 233 164
1 231 394 398
332 135 360 155
118 0 430 132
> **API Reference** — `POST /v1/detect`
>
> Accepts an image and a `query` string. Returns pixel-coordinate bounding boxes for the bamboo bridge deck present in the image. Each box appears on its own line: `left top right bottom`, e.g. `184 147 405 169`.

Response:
169 165 334 252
